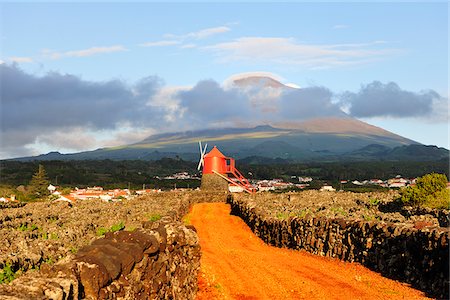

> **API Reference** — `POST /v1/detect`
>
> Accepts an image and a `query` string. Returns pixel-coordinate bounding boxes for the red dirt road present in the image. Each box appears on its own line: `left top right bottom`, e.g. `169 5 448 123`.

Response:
187 203 429 300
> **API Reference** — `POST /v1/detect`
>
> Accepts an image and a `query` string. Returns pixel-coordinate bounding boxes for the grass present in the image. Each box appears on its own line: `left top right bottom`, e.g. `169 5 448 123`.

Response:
0 264 16 284
330 207 348 217
296 209 310 218
96 227 108 236
362 215 375 221
17 224 38 232
96 221 125 236
368 198 380 206
147 213 162 222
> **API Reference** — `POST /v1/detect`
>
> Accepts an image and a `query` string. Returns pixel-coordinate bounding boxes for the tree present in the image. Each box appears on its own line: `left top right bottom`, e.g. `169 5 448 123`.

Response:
28 164 50 200
400 173 449 208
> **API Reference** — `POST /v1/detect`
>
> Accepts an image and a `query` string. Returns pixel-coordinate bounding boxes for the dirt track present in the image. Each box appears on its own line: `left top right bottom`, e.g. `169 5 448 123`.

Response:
188 203 429 300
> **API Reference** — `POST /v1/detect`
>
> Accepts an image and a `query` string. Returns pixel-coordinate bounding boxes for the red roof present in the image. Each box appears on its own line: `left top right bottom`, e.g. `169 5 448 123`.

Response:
204 146 226 158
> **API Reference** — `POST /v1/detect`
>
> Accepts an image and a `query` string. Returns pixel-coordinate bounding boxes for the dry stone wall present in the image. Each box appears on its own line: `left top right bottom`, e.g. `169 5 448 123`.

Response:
0 219 200 300
228 196 449 299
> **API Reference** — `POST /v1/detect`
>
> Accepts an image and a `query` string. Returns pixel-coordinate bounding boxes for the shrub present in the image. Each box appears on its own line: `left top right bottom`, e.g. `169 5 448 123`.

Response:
0 264 16 284
400 173 449 208
148 214 162 222
96 221 125 236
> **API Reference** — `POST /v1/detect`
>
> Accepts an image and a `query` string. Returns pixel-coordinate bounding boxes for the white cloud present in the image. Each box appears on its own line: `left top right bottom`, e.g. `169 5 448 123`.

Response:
139 40 181 47
43 45 127 59
37 127 98 150
285 83 301 89
100 125 158 147
8 56 33 63
205 37 398 69
164 26 231 41
181 43 197 49
186 26 230 39
148 86 190 123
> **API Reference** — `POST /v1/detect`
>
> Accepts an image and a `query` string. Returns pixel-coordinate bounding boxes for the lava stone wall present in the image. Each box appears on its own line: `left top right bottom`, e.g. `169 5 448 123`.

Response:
0 219 200 300
228 196 449 299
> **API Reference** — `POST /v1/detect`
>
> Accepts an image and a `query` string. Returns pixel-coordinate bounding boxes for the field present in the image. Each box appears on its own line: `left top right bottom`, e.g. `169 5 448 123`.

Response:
0 191 195 281
0 189 447 299
233 190 448 227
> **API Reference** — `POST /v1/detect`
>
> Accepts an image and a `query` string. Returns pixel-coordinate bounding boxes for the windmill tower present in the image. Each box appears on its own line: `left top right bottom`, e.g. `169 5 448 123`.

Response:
198 142 255 193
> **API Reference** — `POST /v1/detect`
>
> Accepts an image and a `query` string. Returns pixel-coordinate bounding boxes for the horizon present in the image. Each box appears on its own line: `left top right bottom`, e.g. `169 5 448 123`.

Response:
0 2 448 159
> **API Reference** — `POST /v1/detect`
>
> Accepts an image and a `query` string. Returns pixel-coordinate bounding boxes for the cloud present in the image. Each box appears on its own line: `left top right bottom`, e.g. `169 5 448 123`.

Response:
165 26 231 41
340 81 447 121
0 64 164 158
279 87 346 119
138 26 230 51
186 26 231 39
36 128 99 151
180 44 197 49
177 80 251 128
1 64 445 159
43 45 127 59
8 56 33 63
176 76 346 128
139 40 181 47
205 37 398 69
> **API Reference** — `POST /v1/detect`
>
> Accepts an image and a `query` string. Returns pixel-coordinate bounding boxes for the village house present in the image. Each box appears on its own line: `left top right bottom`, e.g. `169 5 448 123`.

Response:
320 185 336 192
0 195 16 202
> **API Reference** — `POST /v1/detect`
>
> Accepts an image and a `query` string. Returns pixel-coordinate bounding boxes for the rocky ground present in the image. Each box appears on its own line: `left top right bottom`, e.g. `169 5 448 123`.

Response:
234 190 448 228
0 189 447 287
0 191 195 279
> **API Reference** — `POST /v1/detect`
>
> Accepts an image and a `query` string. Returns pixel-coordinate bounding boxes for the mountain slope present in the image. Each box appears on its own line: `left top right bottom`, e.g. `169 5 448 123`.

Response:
12 119 433 162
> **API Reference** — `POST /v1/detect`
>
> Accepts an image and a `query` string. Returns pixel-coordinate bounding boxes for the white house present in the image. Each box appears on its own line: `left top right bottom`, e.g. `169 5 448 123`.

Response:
320 185 336 192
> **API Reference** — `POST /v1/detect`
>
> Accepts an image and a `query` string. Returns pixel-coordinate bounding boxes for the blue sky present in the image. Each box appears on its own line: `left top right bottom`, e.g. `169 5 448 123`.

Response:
0 1 448 158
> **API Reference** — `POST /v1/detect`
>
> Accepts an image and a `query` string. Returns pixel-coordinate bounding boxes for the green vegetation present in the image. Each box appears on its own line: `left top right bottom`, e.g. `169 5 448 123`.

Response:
239 160 449 183
17 224 38 232
368 198 380 206
110 221 125 232
1 159 448 194
0 159 200 190
27 164 50 200
400 173 449 209
362 214 375 221
0 264 16 284
147 213 162 222
96 227 108 236
96 221 125 236
275 212 290 220
296 209 310 218
330 207 348 216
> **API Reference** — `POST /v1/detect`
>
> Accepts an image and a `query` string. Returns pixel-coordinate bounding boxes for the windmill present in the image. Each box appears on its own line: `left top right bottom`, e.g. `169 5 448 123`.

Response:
197 141 208 171
198 142 255 194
